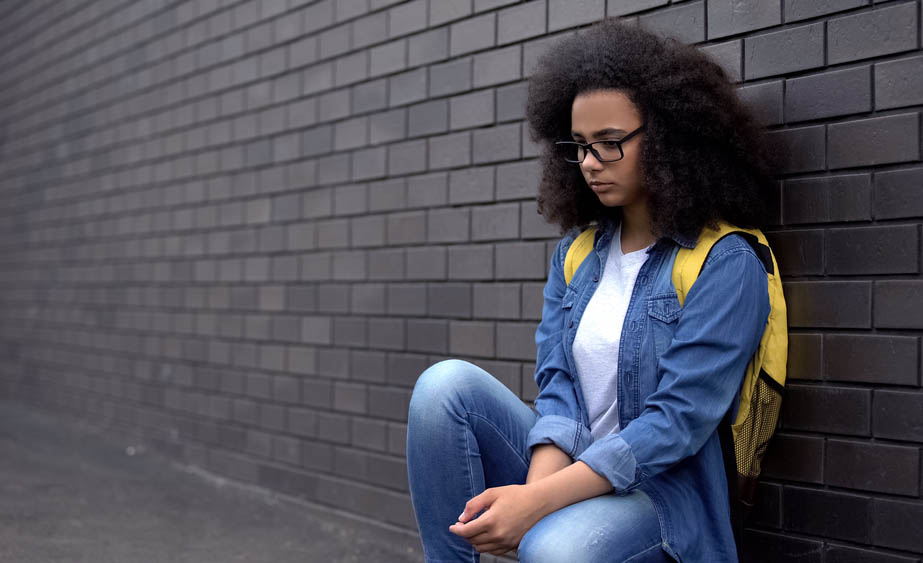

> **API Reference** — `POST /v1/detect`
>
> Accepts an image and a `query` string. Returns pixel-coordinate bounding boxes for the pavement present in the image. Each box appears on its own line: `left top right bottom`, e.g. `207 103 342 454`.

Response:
0 399 424 563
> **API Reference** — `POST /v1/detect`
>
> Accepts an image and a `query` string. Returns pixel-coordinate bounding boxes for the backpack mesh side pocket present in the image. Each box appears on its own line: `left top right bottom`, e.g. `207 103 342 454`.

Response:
733 369 783 508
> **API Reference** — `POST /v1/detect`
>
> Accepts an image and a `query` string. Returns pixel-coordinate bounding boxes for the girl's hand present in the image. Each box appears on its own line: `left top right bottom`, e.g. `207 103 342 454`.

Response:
448 484 549 556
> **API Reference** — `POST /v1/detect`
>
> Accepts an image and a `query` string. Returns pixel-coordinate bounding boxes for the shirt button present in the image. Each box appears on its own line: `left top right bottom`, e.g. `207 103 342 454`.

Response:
569 320 574 328
593 275 599 282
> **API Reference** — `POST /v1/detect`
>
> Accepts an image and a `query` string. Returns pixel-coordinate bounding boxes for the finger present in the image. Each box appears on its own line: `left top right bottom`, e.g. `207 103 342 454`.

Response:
473 541 509 555
449 512 493 539
459 489 496 523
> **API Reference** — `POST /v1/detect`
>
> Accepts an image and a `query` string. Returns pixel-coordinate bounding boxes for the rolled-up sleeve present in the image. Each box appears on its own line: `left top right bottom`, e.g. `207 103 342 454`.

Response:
576 244 770 491
525 234 593 460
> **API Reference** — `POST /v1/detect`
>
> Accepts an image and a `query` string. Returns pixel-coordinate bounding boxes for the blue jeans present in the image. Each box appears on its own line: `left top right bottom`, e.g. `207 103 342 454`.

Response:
406 359 670 563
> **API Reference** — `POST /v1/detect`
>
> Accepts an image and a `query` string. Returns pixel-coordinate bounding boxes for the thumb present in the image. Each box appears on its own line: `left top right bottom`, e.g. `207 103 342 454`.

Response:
458 489 496 523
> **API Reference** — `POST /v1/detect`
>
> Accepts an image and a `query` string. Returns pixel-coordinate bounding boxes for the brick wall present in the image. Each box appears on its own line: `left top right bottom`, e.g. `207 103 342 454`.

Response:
0 1 921 561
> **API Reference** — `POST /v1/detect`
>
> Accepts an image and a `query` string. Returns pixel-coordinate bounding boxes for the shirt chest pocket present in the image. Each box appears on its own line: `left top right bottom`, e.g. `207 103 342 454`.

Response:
647 292 682 359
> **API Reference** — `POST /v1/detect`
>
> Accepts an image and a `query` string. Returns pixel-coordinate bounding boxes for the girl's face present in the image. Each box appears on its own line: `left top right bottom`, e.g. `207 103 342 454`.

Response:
569 89 647 209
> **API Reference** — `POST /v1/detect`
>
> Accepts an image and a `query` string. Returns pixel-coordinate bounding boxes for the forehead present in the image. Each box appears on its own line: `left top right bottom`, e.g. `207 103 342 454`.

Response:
570 90 642 135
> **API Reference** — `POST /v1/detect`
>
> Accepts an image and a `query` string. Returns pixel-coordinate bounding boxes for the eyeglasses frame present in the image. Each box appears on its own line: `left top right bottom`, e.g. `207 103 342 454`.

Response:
554 124 646 163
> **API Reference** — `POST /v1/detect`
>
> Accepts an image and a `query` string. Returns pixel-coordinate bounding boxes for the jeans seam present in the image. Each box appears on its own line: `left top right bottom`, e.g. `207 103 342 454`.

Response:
462 422 477 563
467 411 531 473
623 541 664 562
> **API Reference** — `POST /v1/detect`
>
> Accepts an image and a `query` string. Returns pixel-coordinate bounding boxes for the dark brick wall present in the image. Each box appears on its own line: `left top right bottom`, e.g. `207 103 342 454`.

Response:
0 1 920 561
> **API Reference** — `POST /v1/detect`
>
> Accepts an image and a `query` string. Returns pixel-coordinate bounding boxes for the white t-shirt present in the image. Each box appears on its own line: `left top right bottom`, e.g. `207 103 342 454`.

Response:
573 224 652 440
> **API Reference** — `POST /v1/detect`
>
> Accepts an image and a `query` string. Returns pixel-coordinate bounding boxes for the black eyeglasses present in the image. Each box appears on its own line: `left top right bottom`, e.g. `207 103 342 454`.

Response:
554 124 646 163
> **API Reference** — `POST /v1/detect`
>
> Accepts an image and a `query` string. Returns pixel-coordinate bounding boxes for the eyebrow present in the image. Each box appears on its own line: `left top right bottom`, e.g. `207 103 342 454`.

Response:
570 127 628 138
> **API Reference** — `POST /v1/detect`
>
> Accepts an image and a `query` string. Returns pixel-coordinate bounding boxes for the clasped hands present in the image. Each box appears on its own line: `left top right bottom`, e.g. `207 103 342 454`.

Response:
448 483 549 556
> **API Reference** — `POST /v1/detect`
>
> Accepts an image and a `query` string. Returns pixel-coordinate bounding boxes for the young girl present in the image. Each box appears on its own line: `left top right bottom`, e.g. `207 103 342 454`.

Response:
406 18 776 563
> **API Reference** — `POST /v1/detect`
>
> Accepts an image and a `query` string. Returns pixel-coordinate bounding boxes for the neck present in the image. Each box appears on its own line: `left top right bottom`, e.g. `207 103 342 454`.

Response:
619 200 656 253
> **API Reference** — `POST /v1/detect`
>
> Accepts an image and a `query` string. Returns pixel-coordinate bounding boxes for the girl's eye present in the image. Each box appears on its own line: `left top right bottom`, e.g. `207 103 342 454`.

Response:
600 140 621 147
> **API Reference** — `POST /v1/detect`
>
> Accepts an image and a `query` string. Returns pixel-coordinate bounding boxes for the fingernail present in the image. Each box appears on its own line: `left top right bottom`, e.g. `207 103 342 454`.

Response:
458 512 464 520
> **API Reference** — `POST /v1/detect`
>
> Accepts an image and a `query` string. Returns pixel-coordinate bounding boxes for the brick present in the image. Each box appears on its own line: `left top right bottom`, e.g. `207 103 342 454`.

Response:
352 12 389 49
386 211 427 245
369 248 406 280
321 24 352 59
303 378 333 409
784 0 866 23
352 417 388 451
765 125 826 175
449 321 496 356
409 100 449 137
872 499 923 553
828 113 920 169
428 284 473 317
782 384 870 436
828 3 918 65
498 1 546 45
334 381 368 414
475 0 518 10
389 68 427 106
369 178 407 211
521 201 558 239
874 167 923 220
352 147 388 180
388 283 428 315
370 39 407 77
351 283 387 314
388 139 428 176
707 0 780 39
406 319 449 353
745 22 824 80
764 229 823 276
700 40 742 83
740 529 822 563
352 350 388 384
317 411 351 444
302 316 332 345
474 283 521 319
450 13 496 56
786 66 871 123
336 0 369 21
762 434 824 483
472 202 520 241
409 28 449 66
826 439 919 496
449 167 495 204
750 482 781 529
521 282 545 320
496 160 541 200
473 45 521 88
448 244 495 280
497 82 528 122
429 131 472 170
875 54 923 110
333 52 368 87
427 207 470 242
825 335 918 386
334 317 367 347
875 390 923 442
783 174 872 225
388 0 427 37
318 284 351 314
289 408 317 437
783 281 871 328
429 58 472 97
477 360 522 396
548 0 604 32
369 109 406 145
874 281 923 329
826 226 918 275
522 364 539 402
368 317 405 350
639 0 705 44
784 487 870 542
368 385 413 421
407 172 449 208
825 545 918 563
387 353 431 387
495 241 547 279
318 348 351 378
353 79 388 113
450 90 495 130
472 123 521 163
496 321 536 360
607 0 667 17
405 246 447 279
430 0 472 26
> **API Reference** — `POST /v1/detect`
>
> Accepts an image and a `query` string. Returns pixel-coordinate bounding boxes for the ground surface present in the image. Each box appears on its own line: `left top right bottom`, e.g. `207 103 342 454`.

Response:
0 399 424 563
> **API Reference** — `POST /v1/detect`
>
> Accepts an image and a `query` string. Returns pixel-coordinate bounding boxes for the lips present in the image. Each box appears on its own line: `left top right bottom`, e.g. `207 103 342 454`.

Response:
589 182 614 191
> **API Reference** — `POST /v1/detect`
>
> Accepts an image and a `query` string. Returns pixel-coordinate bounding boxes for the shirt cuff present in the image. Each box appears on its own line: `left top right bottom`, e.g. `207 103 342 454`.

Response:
575 433 640 492
526 414 593 459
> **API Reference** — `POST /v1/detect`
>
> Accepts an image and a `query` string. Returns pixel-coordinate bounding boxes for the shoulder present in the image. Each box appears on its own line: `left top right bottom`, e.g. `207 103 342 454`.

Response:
702 232 767 275
552 225 593 267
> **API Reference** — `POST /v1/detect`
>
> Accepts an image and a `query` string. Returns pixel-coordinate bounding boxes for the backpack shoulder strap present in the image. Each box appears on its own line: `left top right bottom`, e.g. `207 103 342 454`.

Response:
564 227 597 285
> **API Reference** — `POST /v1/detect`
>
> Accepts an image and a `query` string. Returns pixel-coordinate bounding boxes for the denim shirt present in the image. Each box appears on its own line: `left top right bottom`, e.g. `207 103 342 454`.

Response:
525 216 770 562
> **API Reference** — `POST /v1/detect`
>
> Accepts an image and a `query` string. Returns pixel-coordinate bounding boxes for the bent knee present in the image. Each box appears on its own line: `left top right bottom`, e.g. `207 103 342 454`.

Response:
409 359 483 412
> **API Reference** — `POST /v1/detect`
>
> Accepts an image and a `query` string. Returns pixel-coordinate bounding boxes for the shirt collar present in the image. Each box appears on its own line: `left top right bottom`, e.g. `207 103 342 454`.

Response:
595 215 697 250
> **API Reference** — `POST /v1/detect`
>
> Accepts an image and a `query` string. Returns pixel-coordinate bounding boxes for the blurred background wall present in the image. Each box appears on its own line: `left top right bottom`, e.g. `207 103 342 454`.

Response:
0 0 921 561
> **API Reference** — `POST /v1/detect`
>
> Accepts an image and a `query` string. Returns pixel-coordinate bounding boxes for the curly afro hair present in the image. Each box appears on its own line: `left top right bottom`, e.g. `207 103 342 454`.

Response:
525 19 775 239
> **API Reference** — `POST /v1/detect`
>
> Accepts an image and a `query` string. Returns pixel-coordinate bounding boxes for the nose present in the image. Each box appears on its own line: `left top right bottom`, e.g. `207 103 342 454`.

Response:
580 149 604 171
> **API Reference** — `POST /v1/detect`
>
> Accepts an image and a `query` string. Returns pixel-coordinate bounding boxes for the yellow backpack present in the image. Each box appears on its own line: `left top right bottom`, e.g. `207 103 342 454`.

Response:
564 220 788 515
